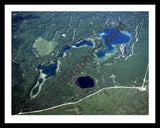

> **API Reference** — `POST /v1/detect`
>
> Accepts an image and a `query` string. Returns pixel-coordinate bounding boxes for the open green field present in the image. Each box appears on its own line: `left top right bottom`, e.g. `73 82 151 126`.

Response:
27 87 148 115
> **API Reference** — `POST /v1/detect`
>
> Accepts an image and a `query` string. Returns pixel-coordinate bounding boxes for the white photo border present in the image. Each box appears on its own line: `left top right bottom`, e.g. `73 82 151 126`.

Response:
5 4 155 123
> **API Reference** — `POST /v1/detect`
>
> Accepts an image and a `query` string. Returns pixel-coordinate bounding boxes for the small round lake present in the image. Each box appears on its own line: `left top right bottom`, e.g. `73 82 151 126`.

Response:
75 76 95 89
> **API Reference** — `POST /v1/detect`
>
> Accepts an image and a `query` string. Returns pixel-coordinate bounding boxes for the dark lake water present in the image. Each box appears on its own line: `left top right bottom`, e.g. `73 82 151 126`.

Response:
59 46 72 57
38 78 43 84
39 60 58 78
59 40 94 57
32 86 39 95
75 76 95 89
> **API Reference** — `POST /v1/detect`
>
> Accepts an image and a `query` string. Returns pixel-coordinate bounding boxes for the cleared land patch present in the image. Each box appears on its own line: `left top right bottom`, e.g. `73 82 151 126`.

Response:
33 37 58 56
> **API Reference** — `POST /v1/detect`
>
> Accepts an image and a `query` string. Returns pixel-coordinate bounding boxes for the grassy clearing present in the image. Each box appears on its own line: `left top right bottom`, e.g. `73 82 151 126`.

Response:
33 37 57 56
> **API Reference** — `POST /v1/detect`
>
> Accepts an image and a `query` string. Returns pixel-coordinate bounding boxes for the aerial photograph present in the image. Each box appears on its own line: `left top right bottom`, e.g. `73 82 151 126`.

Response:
12 11 149 115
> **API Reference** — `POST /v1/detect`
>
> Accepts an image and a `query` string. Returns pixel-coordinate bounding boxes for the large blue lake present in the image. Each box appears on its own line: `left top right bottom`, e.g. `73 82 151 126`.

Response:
96 28 131 58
